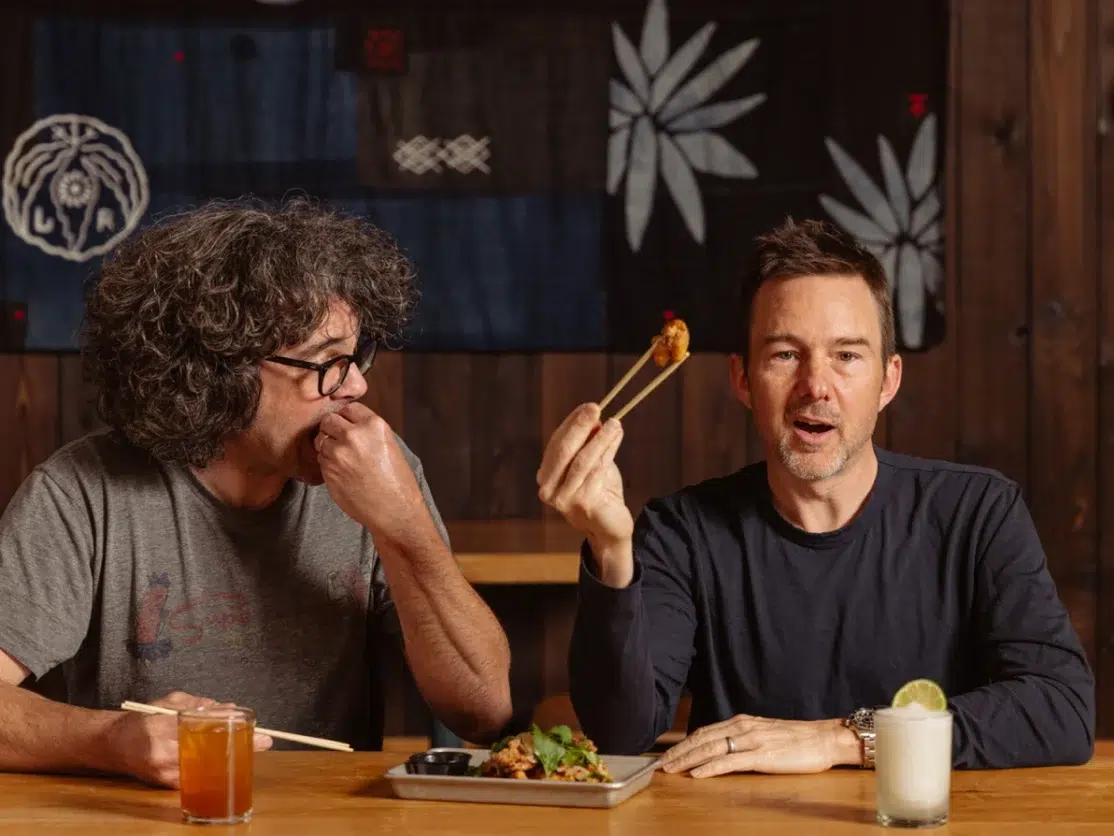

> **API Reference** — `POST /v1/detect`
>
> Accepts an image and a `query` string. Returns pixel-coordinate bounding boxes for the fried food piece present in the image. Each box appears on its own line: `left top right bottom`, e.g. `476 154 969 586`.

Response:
477 729 614 783
652 318 690 367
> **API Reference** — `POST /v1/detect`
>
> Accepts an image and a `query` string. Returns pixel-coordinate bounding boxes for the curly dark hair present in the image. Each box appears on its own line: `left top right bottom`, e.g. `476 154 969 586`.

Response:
82 196 417 467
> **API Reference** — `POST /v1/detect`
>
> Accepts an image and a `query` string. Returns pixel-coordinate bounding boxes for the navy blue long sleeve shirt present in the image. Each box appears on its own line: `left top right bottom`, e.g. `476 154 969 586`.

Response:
569 449 1095 769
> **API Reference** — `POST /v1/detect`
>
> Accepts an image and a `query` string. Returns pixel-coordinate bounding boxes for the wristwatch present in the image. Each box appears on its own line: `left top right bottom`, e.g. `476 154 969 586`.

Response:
844 707 876 768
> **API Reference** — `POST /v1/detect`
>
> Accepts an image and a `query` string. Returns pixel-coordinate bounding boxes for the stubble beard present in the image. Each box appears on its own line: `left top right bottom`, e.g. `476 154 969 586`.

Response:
775 426 875 482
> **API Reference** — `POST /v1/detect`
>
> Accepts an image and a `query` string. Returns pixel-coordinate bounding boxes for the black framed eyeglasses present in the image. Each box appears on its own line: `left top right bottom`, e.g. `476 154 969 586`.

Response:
265 337 378 397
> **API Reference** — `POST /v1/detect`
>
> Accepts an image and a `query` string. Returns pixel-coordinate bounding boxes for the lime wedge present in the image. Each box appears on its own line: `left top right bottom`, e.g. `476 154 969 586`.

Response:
891 679 947 711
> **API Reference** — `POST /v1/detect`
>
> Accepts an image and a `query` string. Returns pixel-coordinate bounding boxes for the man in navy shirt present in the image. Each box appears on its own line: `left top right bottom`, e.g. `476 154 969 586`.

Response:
537 218 1094 775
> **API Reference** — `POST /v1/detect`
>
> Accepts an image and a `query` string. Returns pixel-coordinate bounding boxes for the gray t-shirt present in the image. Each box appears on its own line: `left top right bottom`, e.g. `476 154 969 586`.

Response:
0 429 448 750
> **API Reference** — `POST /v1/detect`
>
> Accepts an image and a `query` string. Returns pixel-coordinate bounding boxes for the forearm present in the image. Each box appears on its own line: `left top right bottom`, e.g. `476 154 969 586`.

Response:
376 532 512 742
0 683 119 775
568 555 672 755
948 671 1095 769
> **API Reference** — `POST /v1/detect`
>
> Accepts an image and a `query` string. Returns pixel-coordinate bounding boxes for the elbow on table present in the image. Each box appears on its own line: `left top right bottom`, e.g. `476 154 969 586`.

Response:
440 683 514 745
1055 712 1096 767
1058 675 1097 766
568 694 658 756
1058 734 1095 767
1031 701 1095 768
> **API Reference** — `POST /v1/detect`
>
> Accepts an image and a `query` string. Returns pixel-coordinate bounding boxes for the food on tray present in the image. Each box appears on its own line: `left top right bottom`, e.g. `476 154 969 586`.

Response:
652 317 690 367
472 725 614 783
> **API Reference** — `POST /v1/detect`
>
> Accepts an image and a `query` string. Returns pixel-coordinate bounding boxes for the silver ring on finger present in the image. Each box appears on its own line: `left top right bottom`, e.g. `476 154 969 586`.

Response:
725 736 736 755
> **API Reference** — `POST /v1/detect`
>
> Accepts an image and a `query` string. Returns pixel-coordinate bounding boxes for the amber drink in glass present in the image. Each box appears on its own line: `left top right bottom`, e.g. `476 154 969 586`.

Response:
178 706 255 825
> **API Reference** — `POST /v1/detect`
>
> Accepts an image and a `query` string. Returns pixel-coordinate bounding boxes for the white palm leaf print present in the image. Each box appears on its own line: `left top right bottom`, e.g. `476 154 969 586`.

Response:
608 0 764 251
820 114 944 349
626 115 658 251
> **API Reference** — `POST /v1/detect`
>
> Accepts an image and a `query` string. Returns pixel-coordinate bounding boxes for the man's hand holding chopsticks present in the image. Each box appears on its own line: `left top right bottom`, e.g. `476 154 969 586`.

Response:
105 691 272 789
537 403 635 588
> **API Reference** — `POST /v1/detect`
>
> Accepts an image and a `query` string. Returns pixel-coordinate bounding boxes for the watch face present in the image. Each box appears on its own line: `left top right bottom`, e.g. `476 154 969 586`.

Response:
852 708 875 731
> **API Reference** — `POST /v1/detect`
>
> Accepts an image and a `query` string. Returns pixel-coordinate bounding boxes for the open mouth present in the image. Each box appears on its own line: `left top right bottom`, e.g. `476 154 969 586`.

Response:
793 419 836 439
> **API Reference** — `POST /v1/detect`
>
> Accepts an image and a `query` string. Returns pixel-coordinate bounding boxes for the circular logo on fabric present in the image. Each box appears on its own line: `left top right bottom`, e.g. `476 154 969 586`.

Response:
2 114 149 262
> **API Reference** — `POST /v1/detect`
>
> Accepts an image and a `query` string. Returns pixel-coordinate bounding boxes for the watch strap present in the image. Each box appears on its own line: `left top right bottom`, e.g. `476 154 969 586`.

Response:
844 707 876 768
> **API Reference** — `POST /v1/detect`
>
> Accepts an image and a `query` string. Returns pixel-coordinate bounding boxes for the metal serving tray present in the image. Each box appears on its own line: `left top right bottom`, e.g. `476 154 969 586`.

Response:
386 747 658 809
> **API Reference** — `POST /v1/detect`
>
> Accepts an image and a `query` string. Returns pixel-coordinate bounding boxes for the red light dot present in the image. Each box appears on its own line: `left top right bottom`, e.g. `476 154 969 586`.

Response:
173 50 185 63
13 309 25 321
663 309 675 320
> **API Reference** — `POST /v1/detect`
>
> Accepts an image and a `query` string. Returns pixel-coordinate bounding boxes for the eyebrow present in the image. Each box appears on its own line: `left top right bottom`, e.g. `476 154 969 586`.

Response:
762 334 874 349
300 336 348 358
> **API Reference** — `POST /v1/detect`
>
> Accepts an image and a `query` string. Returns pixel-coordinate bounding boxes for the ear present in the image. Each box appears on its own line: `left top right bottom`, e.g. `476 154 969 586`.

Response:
730 354 753 410
878 353 902 412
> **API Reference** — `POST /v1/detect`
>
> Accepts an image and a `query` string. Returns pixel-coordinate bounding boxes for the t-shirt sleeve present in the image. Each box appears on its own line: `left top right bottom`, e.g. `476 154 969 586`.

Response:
0 469 95 679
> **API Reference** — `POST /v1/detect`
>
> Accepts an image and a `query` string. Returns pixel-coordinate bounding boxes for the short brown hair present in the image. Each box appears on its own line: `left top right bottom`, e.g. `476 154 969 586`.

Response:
83 196 417 468
736 217 895 367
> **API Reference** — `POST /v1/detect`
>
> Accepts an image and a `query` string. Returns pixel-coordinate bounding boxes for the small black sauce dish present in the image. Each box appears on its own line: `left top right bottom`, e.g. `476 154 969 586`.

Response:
405 751 473 776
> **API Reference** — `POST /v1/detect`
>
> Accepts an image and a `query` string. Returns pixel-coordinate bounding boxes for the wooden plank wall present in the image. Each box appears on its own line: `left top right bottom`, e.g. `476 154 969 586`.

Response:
4 1 1114 737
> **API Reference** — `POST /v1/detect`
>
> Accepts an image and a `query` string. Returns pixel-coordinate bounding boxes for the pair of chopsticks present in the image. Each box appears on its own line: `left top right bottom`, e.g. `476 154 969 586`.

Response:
120 700 354 753
598 338 691 421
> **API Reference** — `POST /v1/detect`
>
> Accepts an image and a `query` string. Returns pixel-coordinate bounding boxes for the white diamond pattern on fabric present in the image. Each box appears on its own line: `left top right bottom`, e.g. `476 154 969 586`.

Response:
393 135 491 175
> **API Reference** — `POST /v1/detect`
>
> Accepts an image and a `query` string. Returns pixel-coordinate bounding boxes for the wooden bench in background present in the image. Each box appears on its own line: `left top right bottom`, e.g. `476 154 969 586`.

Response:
449 520 582 585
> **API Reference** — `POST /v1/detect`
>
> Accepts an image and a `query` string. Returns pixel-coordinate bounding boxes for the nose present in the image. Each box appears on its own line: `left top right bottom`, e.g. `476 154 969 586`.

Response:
335 362 369 401
796 357 832 401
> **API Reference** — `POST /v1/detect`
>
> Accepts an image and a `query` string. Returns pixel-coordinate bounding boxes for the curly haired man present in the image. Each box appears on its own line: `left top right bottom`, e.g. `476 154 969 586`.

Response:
0 198 512 788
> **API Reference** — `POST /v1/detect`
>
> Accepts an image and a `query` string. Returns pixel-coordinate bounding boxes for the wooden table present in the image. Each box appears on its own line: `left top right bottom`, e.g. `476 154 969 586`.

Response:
2 742 1112 834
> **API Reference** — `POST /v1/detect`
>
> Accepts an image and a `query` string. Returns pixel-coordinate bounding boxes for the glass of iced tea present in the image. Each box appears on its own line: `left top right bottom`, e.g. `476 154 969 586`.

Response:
177 705 255 825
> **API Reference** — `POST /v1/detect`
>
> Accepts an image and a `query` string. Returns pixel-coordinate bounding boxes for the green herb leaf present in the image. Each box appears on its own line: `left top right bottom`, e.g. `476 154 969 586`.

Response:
561 748 586 767
531 725 566 777
550 725 574 745
491 735 514 753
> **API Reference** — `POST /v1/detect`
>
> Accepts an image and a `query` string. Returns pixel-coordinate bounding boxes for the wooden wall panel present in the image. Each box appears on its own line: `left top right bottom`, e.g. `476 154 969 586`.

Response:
0 356 58 510
361 348 405 435
1029 0 1099 660
402 355 474 520
1096 0 1114 738
954 0 1031 490
680 354 750 486
466 354 541 520
57 356 103 447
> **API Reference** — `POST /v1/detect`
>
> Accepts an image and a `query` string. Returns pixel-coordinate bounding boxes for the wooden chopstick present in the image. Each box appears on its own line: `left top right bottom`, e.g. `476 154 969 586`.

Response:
120 701 354 753
598 338 660 413
610 352 691 422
